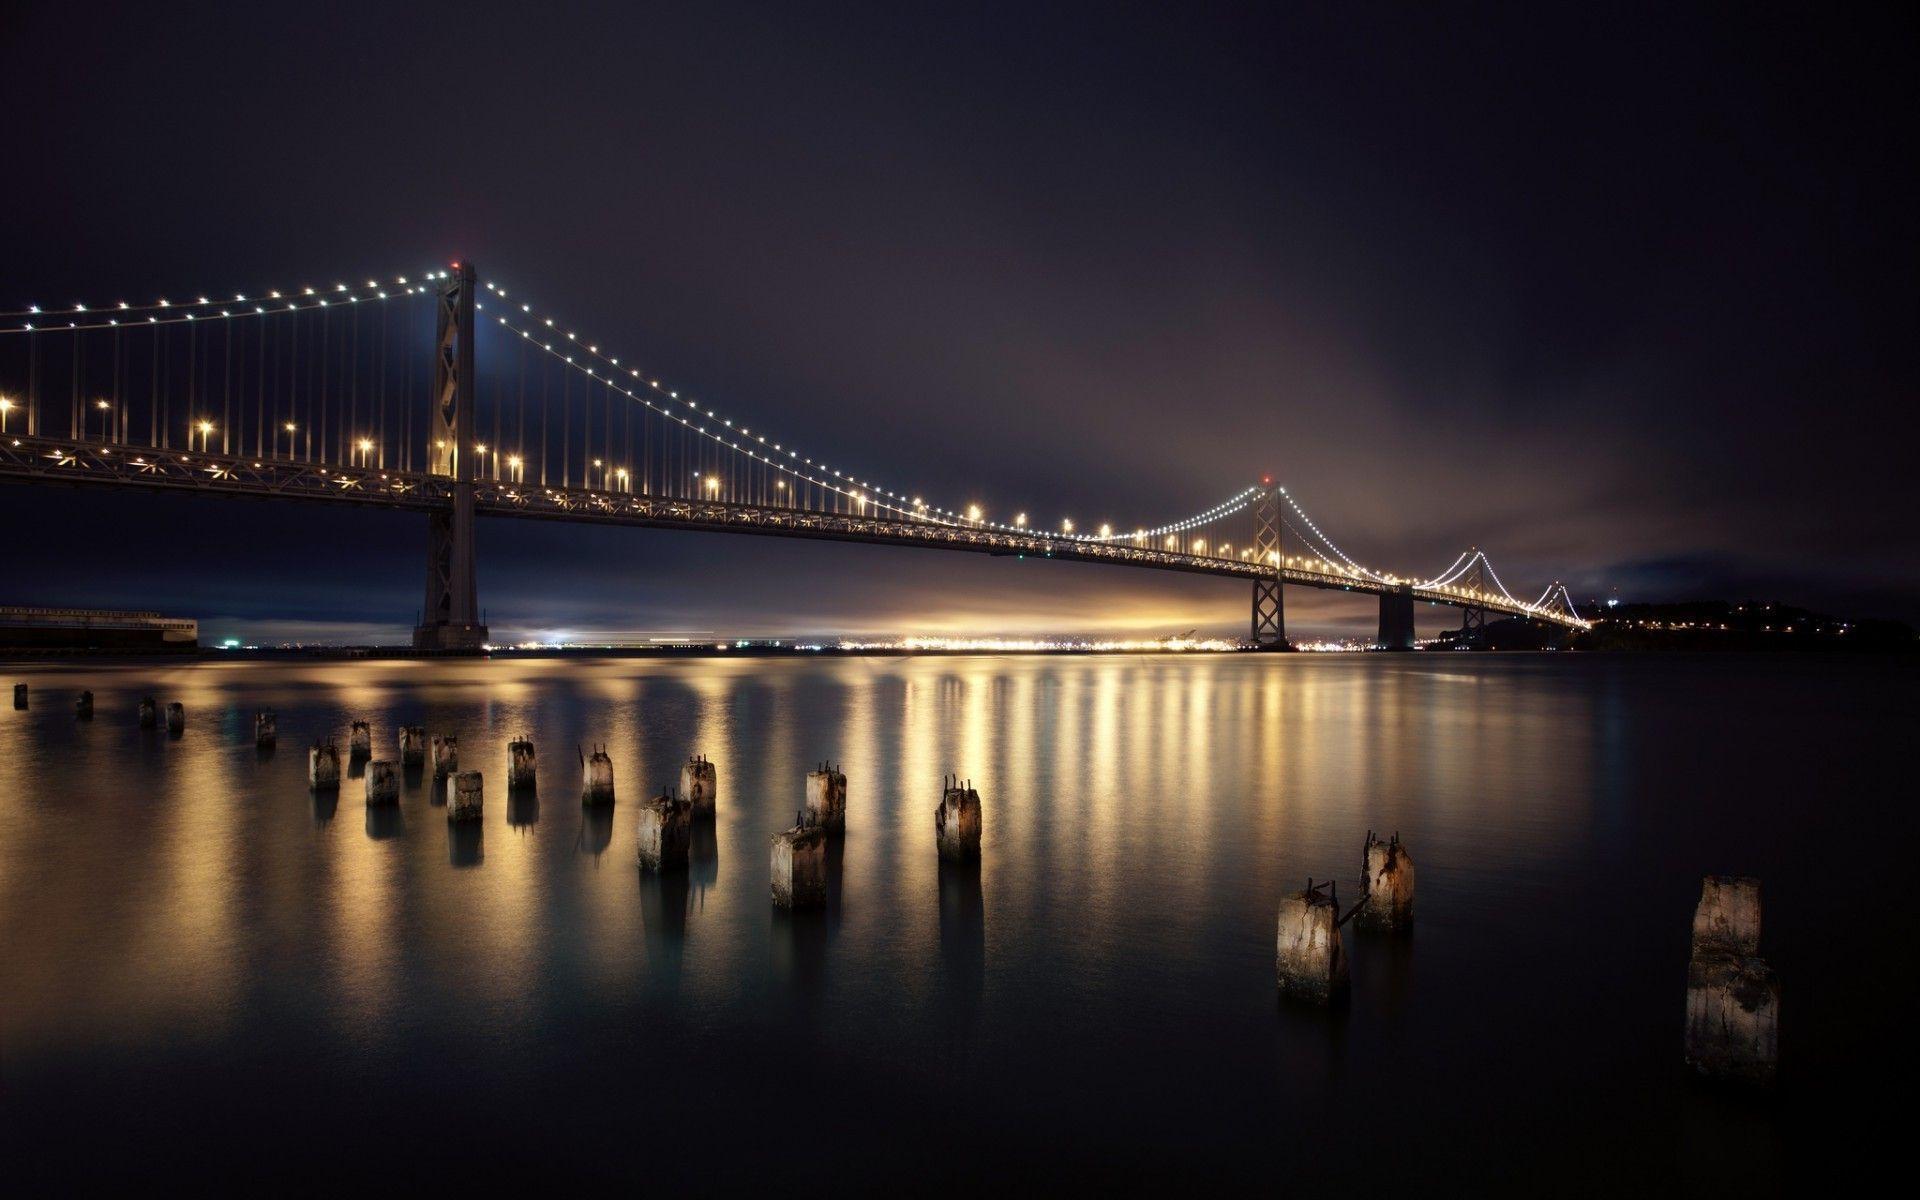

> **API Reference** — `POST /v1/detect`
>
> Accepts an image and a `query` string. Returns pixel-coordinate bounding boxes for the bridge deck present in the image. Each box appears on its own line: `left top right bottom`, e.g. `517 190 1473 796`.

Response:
0 436 1582 627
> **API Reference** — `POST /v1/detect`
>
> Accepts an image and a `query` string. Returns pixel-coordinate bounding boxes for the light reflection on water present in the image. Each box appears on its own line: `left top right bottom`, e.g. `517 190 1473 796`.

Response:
3 652 1897 1188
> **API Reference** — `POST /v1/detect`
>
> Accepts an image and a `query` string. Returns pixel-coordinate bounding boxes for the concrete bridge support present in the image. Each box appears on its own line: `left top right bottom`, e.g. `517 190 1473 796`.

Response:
637 791 692 872
349 721 371 759
254 710 276 746
1276 880 1349 1004
139 697 157 728
1357 831 1415 932
399 725 425 768
1377 586 1416 650
431 735 459 779
582 745 615 805
806 763 847 832
309 742 340 791
771 822 828 908
366 760 399 805
1685 876 1777 1084
508 739 537 790
936 776 982 861
681 754 717 816
448 771 484 822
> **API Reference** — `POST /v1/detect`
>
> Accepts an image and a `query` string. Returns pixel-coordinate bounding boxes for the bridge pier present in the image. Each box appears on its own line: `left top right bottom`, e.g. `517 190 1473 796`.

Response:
1377 586 1416 650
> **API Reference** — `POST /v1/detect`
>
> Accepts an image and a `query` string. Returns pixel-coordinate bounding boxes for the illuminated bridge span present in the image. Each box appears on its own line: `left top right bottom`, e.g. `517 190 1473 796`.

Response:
0 262 1588 649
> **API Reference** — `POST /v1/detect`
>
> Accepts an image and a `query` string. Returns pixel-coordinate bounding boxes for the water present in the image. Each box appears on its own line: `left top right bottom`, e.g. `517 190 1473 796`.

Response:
2 652 1903 1189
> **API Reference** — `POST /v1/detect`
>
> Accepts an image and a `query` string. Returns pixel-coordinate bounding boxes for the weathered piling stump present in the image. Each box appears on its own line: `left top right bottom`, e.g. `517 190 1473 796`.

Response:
75 690 94 719
1685 875 1777 1084
681 754 718 816
1691 875 1761 957
348 720 371 759
806 762 847 833
934 775 982 861
1276 879 1350 1004
447 770 484 822
1356 830 1415 933
254 709 276 747
636 790 692 872
308 741 341 791
1686 953 1779 1085
12 683 26 709
771 817 829 908
581 745 615 806
165 701 185 735
507 739 537 790
398 725 426 768
431 734 459 779
138 696 157 728
365 760 399 806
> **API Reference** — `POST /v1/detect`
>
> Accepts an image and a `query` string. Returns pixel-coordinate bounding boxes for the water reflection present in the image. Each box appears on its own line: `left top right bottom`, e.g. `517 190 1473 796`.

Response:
448 822 484 868
507 789 541 828
690 815 718 897
0 652 1832 1191
577 805 614 857
366 804 404 840
937 859 985 1039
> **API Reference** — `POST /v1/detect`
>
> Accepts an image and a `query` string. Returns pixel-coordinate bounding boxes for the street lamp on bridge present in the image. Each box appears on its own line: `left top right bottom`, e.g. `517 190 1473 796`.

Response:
196 420 214 452
94 399 112 442
1 396 17 434
280 422 296 459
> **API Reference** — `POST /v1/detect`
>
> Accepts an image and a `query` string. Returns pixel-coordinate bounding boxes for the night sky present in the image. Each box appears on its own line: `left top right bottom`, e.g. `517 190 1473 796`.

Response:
4 2 1914 643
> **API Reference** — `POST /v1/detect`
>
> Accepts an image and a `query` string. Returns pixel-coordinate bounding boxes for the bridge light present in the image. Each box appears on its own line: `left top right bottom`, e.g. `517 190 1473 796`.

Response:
1099 524 1112 538
1014 512 1026 528
967 504 982 522
1062 518 1073 533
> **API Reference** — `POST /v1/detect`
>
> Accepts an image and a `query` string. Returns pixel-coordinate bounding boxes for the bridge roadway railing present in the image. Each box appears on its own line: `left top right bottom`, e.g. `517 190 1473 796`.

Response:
0 435 1583 628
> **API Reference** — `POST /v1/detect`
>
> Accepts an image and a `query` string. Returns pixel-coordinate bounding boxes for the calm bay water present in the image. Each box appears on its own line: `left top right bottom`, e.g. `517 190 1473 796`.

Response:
2 652 1903 1189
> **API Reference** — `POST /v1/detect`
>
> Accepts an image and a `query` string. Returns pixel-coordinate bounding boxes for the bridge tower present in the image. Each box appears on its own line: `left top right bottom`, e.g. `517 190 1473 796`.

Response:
1251 482 1288 650
413 262 489 652
1454 549 1489 649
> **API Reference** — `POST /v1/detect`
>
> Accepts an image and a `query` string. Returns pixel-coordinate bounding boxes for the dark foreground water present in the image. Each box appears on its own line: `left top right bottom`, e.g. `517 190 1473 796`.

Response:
1 652 1904 1190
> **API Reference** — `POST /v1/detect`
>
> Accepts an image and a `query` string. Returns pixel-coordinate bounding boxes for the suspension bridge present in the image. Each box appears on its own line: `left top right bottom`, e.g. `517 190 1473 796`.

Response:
0 261 1588 649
